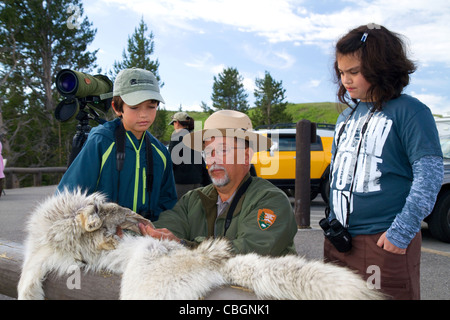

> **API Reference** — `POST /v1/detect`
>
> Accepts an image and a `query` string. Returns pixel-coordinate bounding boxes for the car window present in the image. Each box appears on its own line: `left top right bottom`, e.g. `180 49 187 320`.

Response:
278 136 296 151
440 135 450 159
436 121 450 137
268 134 323 152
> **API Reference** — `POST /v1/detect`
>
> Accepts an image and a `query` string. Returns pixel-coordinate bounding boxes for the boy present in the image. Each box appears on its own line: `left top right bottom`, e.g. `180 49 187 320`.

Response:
57 68 177 220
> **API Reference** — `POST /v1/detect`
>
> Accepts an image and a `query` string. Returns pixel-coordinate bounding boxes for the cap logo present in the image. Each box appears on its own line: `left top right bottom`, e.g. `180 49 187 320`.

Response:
130 79 154 86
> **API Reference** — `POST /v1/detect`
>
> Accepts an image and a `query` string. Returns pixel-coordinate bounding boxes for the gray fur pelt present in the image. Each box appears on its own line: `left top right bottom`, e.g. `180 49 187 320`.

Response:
17 189 384 300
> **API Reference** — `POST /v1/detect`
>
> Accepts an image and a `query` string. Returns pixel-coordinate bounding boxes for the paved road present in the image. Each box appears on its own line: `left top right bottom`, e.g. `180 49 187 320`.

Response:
0 186 449 299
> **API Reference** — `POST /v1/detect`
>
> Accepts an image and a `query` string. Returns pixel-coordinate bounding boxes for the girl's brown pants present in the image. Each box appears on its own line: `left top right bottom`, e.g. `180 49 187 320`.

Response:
324 231 421 300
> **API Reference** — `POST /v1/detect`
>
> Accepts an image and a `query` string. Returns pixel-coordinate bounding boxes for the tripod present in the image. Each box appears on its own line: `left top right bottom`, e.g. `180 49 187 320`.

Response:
67 104 106 167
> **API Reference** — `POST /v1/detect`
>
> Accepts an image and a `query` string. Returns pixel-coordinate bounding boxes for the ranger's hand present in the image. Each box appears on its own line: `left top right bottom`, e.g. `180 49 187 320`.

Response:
138 223 181 243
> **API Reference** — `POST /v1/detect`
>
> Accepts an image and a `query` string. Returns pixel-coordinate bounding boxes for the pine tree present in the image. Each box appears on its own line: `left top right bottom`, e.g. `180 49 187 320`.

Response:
252 71 291 127
211 67 249 112
111 17 162 85
111 17 167 141
200 101 214 114
0 0 97 171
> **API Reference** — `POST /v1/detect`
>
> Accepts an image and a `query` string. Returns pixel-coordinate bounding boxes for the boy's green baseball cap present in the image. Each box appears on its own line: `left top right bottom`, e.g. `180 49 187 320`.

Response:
113 68 165 105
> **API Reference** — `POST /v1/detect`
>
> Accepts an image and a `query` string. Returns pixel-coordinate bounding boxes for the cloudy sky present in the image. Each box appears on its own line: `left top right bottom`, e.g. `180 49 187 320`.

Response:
81 0 450 115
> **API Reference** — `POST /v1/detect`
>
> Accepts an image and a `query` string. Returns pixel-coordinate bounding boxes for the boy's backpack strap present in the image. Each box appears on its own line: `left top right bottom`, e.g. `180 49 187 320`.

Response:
115 122 126 172
144 133 153 194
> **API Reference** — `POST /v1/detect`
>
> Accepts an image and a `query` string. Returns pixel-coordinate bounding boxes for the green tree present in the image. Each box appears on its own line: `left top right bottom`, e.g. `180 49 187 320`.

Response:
252 71 291 127
211 67 249 112
111 17 167 141
0 0 97 173
111 17 162 84
200 101 213 115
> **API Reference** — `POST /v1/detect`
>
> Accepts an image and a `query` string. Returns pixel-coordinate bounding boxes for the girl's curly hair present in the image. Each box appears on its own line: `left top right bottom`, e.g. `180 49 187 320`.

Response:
334 24 417 110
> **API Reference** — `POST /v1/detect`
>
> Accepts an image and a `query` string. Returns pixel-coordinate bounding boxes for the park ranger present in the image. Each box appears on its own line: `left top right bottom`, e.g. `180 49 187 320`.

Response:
141 110 297 256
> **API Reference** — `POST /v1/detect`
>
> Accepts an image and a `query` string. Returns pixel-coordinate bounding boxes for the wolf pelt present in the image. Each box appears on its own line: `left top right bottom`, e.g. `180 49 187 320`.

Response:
17 188 154 299
18 189 384 300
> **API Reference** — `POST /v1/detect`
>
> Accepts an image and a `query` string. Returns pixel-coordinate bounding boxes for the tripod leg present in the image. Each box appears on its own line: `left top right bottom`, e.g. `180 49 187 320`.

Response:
67 121 91 167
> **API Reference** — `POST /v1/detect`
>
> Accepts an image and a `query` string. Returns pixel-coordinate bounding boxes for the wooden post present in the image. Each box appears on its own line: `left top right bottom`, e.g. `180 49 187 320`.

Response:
0 241 23 298
33 172 42 186
5 172 19 189
294 120 316 229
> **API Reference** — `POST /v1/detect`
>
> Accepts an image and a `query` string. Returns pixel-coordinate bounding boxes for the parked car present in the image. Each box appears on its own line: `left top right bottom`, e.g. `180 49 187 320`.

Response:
250 123 334 203
426 118 450 243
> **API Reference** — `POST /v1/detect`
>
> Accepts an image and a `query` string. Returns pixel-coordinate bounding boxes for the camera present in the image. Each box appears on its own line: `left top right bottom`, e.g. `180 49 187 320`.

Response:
319 218 352 252
55 69 113 122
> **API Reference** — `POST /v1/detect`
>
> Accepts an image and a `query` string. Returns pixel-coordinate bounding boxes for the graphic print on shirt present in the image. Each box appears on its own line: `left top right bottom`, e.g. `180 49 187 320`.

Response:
331 112 392 225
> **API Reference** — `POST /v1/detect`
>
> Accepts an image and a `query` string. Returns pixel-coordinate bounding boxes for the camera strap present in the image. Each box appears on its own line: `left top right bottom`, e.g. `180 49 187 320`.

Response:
114 122 154 207
327 102 376 227
325 103 360 220
223 176 252 237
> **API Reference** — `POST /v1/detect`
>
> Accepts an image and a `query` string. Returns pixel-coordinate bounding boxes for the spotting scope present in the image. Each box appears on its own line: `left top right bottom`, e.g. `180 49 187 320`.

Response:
55 69 113 122
54 69 113 166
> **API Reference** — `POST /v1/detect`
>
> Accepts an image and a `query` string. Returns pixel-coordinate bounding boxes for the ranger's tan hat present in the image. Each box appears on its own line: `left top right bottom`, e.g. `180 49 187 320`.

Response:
182 110 272 152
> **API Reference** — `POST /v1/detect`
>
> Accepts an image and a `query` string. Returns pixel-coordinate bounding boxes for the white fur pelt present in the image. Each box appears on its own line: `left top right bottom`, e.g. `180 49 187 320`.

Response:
17 188 153 299
18 189 384 300
119 236 230 300
222 254 382 300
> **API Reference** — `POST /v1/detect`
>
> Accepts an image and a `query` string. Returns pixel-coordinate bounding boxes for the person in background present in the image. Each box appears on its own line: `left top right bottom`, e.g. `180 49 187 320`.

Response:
325 24 443 300
168 111 211 200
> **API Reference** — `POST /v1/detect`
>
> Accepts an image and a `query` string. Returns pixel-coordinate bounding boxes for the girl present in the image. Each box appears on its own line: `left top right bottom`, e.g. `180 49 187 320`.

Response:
325 25 443 299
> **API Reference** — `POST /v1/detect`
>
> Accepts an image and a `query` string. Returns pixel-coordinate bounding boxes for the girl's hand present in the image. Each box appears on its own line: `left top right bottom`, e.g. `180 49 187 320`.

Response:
377 231 407 255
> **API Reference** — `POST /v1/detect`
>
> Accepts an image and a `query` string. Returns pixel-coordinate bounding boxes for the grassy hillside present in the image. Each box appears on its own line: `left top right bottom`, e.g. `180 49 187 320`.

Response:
161 102 345 142
285 102 344 124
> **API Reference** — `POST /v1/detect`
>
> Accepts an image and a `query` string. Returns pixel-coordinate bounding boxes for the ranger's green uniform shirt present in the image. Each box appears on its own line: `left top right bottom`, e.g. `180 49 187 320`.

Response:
154 174 298 256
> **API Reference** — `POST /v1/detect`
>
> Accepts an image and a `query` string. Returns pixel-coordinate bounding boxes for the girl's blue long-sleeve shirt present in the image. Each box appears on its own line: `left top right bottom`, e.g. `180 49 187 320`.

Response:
57 118 177 220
